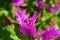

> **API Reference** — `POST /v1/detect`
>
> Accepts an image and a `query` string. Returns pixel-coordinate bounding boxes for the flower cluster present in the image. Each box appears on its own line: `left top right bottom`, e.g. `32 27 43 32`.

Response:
15 8 42 37
12 0 60 40
38 20 60 40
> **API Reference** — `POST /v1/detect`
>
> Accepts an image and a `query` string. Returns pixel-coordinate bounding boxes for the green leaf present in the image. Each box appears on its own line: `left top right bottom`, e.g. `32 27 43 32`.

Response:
5 25 20 40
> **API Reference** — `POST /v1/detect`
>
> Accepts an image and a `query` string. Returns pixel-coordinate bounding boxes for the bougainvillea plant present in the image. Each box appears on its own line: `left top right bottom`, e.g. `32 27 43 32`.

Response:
0 0 60 40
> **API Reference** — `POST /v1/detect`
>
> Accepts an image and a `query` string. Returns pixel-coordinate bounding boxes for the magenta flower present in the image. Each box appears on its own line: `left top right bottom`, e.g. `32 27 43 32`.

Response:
15 8 42 37
38 20 60 40
48 6 57 14
5 19 12 25
4 17 12 25
36 0 44 8
57 2 60 8
12 0 24 6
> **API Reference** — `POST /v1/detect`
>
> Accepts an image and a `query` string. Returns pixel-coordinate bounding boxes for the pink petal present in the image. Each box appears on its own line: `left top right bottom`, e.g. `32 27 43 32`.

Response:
12 0 24 6
48 20 54 30
31 11 42 25
15 8 28 25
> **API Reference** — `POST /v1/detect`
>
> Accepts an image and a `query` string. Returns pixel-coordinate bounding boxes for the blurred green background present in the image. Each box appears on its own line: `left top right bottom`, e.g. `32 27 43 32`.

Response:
0 0 60 40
